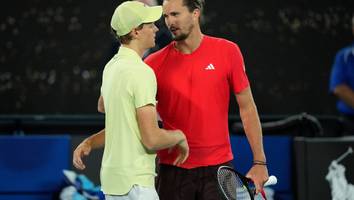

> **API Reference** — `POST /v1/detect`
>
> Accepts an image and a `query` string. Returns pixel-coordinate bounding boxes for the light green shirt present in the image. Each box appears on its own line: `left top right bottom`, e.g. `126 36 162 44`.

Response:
100 46 157 195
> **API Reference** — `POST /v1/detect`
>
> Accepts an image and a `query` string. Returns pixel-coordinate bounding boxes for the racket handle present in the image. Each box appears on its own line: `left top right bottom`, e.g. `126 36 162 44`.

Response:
264 175 277 186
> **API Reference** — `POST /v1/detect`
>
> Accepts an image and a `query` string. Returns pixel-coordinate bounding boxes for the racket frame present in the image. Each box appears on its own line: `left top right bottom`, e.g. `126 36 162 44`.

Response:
217 165 255 200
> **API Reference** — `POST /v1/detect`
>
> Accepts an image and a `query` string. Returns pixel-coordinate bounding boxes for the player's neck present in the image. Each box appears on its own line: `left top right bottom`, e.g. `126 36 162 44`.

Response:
123 43 146 58
175 29 203 54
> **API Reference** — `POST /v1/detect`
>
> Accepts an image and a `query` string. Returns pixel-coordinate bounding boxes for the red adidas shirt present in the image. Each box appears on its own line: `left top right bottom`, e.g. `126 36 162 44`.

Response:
145 35 249 168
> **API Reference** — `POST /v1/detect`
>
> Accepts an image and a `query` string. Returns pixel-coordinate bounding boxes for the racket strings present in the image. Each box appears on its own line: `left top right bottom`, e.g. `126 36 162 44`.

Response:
218 168 252 200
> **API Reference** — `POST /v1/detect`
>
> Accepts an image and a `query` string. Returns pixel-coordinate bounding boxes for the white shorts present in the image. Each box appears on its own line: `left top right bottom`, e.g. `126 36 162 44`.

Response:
105 185 159 200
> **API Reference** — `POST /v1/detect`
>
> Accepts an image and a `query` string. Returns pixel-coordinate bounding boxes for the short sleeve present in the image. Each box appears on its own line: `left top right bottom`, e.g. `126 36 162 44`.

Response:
227 42 250 93
329 50 346 93
131 67 157 108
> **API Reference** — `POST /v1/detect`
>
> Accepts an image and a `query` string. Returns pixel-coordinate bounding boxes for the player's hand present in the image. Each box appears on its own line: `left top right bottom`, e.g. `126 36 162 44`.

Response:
173 132 189 166
73 141 91 170
246 164 269 194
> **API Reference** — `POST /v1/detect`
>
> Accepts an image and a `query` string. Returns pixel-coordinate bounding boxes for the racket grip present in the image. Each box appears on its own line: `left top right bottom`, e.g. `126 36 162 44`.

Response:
264 175 277 186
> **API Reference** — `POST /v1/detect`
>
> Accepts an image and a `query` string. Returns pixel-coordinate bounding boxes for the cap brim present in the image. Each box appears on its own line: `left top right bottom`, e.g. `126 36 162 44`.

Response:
142 6 162 23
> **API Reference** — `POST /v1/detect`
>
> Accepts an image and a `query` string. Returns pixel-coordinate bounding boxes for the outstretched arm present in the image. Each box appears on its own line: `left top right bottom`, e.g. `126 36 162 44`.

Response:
235 87 269 194
73 129 105 170
73 95 106 170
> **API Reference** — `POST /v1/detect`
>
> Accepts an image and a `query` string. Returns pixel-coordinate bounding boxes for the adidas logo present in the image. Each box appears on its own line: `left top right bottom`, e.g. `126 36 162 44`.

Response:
205 63 215 70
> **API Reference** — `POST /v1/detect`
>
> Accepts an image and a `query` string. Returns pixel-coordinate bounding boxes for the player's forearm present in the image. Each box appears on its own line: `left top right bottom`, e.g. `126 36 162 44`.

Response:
334 84 354 109
137 105 186 151
240 105 266 162
84 129 105 149
143 128 185 151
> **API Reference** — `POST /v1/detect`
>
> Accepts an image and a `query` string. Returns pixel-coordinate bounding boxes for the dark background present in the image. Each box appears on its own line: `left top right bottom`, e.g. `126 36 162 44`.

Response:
1 0 353 115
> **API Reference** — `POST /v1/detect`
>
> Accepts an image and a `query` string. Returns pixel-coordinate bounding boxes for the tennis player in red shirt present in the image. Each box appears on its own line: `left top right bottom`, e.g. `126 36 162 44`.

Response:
145 0 268 199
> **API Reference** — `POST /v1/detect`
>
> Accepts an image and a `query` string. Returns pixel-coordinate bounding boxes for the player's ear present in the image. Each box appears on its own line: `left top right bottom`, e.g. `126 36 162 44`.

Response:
192 8 200 22
130 29 139 39
131 25 144 40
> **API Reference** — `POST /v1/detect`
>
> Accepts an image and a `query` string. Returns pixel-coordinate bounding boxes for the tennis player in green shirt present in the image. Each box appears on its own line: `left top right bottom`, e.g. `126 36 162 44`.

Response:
73 1 189 199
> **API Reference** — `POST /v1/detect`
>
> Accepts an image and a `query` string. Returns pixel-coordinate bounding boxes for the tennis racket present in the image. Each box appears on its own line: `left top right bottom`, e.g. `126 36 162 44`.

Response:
217 166 277 200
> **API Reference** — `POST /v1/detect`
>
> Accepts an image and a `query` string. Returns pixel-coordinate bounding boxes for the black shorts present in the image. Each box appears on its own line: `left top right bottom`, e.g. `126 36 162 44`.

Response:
156 162 233 200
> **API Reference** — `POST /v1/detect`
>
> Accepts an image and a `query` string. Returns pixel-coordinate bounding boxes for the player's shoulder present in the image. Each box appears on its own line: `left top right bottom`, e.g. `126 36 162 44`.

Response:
204 35 240 50
129 63 155 83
